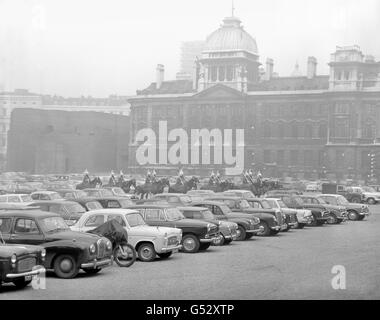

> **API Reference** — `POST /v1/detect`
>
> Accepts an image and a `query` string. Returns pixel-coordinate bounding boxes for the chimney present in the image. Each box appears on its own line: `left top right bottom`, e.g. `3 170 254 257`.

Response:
307 57 317 79
156 64 164 89
265 58 274 80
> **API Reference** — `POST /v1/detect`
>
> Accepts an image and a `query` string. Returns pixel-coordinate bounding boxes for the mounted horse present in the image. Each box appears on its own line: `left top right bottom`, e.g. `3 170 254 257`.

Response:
76 176 102 190
200 179 234 193
135 178 170 199
168 176 199 194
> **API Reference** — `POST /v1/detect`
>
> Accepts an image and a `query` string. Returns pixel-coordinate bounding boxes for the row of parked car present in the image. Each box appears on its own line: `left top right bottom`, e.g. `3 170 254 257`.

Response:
0 186 370 290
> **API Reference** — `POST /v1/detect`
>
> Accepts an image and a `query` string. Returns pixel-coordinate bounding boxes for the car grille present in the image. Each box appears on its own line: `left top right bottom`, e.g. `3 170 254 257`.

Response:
275 212 283 225
97 239 106 259
289 214 297 223
168 236 179 246
18 257 36 273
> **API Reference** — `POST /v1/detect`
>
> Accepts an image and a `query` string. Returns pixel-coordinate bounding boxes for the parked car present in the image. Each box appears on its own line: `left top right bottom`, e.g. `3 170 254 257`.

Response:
29 200 87 226
30 191 64 201
103 187 137 200
0 239 46 289
305 183 321 192
71 209 182 262
0 209 113 278
205 196 280 236
96 197 135 209
246 197 296 232
55 189 88 200
178 206 238 245
151 193 193 206
191 200 263 241
70 197 104 211
0 194 34 208
359 186 380 205
83 188 114 198
127 204 219 253
264 198 313 229
276 194 330 226
265 189 303 197
317 194 370 221
299 195 347 224
222 190 255 200
321 183 364 203
186 190 216 199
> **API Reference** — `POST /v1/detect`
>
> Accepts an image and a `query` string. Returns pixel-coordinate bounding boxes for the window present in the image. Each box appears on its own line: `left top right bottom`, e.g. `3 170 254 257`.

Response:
40 194 50 200
144 209 161 221
107 200 121 208
107 214 126 227
192 212 203 219
14 219 40 234
210 66 217 82
0 218 12 233
250 201 262 209
334 118 349 138
226 65 234 81
218 66 225 81
85 215 105 227
291 122 298 138
8 196 21 203
304 124 312 139
290 150 299 165
277 150 284 165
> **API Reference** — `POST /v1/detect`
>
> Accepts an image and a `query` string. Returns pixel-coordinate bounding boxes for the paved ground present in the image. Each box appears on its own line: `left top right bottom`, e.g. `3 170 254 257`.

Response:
1 206 379 300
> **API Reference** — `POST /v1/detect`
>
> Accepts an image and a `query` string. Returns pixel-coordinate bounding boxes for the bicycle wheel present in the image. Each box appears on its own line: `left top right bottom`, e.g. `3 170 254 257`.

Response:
113 243 137 267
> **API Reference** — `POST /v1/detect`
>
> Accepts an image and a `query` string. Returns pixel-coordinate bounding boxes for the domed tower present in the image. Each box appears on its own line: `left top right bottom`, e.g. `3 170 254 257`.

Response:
197 14 260 92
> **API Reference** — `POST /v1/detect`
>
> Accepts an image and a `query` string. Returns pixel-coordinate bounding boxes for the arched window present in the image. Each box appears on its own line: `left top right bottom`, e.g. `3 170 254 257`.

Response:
278 121 285 138
319 123 328 138
304 122 312 139
218 66 225 81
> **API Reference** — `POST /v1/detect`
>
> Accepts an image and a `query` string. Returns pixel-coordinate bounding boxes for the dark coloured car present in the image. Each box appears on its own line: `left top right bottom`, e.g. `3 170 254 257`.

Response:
70 197 104 211
29 200 87 226
276 194 330 226
191 200 263 241
0 209 113 278
151 193 193 206
317 194 370 221
205 196 280 236
0 240 46 289
127 204 219 253
55 189 89 200
299 195 347 224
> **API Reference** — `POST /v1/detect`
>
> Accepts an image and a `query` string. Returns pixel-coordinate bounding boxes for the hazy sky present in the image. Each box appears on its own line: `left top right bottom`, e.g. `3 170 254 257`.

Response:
0 0 379 97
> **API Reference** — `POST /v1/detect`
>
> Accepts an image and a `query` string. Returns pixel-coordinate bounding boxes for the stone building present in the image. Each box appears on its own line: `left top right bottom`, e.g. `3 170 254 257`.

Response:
128 13 380 182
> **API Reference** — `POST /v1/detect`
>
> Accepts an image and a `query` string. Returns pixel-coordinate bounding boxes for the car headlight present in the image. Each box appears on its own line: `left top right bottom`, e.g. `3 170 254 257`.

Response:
89 244 96 254
207 223 212 231
273 216 278 222
11 254 17 264
41 249 46 260
106 240 112 251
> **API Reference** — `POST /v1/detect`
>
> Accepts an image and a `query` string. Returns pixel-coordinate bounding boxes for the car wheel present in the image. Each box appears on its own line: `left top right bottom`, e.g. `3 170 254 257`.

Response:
181 234 200 253
53 254 79 279
213 234 225 246
257 222 271 236
347 210 359 221
12 279 32 289
297 223 306 229
137 243 156 262
236 226 246 241
357 215 365 221
351 198 361 203
309 214 318 226
282 224 290 232
199 243 211 251
157 252 172 259
327 213 338 224
83 268 102 275
367 198 376 205
224 239 233 245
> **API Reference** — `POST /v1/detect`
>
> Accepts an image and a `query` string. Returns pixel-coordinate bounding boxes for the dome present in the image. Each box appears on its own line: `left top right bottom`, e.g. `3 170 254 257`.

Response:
204 16 258 55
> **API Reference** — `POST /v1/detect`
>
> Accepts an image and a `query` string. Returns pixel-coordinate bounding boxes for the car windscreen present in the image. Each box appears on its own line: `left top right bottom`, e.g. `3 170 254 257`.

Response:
166 208 185 221
277 200 288 208
102 189 114 197
66 203 86 214
179 196 192 204
259 200 272 209
50 193 63 200
112 188 125 195
266 199 279 209
293 197 304 206
239 200 250 209
125 213 146 227
75 190 88 198
119 199 134 207
201 210 215 220
220 204 232 214
86 201 103 210
21 195 32 202
337 196 349 205
39 216 70 233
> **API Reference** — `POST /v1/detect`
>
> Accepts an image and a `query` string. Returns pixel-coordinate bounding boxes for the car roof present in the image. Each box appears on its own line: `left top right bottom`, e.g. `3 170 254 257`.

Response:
83 188 107 191
95 197 130 201
0 209 59 218
191 200 226 206
319 194 339 197
85 208 139 215
154 193 186 197
31 191 58 194
30 200 79 205
206 196 241 200
264 197 281 201
0 194 30 197
127 204 173 209
177 206 208 211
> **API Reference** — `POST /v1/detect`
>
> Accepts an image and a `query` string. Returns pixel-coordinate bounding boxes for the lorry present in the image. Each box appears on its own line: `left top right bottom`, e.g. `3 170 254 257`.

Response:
321 183 364 203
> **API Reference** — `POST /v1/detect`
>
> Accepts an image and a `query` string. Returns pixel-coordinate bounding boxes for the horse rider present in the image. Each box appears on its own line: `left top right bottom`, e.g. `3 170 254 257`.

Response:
176 169 185 185
145 170 153 184
117 170 125 185
151 169 158 183
108 170 117 186
83 169 90 184
215 170 222 184
209 171 216 185
257 170 263 185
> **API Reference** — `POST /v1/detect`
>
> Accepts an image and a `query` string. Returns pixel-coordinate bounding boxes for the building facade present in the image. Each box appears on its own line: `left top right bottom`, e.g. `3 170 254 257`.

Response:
128 14 380 181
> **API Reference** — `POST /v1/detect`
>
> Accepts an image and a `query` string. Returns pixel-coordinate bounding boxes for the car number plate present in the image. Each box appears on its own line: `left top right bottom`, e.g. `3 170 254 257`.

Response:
25 275 32 281
173 249 179 253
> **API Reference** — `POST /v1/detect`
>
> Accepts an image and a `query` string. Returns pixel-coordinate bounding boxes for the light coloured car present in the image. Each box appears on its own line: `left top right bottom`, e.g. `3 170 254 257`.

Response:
31 191 64 201
265 198 313 228
0 194 34 207
222 190 255 200
360 186 380 204
71 209 182 262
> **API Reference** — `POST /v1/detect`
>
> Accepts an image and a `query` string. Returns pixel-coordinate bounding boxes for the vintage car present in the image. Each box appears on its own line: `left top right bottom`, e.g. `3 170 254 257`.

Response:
71 209 182 262
55 189 88 200
205 196 280 236
96 197 135 209
103 187 137 200
70 197 104 211
0 239 46 289
245 197 296 232
0 194 34 207
359 186 380 205
186 190 216 199
321 183 364 203
0 209 113 278
151 193 193 206
83 188 115 198
30 191 64 201
276 194 330 226
29 200 87 226
264 198 313 228
299 195 347 224
126 204 219 253
265 189 303 197
317 194 370 221
178 206 238 245
222 190 255 200
191 200 263 240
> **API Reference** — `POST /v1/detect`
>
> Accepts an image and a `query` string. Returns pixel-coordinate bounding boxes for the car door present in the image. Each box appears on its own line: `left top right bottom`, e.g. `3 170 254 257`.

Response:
8 217 45 245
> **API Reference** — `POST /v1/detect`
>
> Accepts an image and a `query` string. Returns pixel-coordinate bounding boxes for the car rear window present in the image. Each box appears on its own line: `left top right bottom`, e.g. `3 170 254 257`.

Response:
0 218 12 233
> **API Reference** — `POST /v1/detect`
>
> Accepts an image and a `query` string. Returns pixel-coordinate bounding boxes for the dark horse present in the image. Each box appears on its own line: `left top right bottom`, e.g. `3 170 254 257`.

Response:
135 178 170 199
200 179 234 193
104 176 137 194
76 177 102 190
168 176 199 194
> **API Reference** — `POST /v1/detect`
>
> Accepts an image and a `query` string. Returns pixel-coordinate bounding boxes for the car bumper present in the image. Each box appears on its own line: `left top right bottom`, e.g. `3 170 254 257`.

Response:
6 266 45 279
200 237 219 243
270 225 281 231
280 223 288 231
81 257 113 269
247 226 265 234
160 244 182 253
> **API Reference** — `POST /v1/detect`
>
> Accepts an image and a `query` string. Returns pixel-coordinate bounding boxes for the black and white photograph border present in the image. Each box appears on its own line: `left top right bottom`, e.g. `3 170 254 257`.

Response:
0 0 379 302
